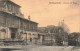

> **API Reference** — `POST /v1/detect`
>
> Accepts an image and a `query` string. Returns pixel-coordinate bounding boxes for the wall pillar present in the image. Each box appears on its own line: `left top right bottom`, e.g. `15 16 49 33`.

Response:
7 28 11 39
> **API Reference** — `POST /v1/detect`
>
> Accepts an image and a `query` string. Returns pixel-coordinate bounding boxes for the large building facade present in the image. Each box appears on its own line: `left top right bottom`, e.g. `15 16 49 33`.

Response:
0 0 38 44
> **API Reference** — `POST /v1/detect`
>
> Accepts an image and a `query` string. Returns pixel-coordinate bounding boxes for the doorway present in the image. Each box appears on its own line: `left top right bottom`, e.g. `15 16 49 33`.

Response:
10 28 17 39
11 32 16 39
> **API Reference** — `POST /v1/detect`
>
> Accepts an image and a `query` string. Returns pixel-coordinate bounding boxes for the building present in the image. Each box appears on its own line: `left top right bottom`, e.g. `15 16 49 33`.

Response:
39 33 56 46
38 25 68 46
38 26 56 46
0 0 38 45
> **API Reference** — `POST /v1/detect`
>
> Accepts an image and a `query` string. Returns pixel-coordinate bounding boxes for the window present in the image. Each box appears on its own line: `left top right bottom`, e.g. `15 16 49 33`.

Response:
38 34 40 39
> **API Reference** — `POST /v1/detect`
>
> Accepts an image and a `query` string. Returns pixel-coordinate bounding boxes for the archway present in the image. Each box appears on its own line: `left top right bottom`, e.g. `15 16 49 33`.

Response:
0 29 6 40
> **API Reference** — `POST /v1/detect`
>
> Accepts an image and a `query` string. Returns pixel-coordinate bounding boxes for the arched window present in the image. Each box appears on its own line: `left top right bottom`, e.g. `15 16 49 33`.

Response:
0 29 6 33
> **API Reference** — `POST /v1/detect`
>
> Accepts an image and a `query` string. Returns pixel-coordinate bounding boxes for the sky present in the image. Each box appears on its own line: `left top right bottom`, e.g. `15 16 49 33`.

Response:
11 0 80 33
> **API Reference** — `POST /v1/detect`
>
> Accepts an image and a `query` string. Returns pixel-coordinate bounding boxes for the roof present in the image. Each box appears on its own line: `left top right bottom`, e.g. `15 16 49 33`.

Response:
39 33 55 35
0 0 21 7
0 11 38 24
8 1 21 7
0 0 10 1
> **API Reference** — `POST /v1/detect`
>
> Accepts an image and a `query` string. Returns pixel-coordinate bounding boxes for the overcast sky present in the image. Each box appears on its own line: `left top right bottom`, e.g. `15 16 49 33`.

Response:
11 0 80 33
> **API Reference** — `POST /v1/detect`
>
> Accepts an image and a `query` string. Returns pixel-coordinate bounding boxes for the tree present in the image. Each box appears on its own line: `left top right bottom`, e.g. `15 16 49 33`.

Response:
68 32 80 46
54 26 69 46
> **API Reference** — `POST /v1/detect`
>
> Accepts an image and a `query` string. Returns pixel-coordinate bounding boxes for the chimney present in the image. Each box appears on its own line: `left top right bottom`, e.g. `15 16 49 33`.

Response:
28 15 31 20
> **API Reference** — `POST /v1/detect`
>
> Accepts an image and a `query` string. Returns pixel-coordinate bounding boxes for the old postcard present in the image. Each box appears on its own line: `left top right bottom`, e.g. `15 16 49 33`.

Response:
0 0 80 51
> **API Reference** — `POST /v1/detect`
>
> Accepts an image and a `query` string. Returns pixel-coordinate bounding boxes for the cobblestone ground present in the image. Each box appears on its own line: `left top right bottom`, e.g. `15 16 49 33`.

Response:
0 45 80 51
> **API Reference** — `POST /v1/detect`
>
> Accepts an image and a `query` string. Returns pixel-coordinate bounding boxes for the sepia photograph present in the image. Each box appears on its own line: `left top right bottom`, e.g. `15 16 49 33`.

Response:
0 0 80 51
